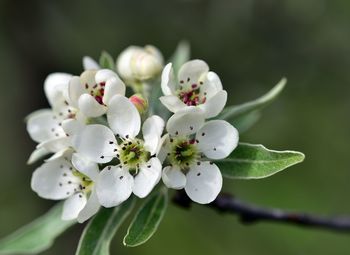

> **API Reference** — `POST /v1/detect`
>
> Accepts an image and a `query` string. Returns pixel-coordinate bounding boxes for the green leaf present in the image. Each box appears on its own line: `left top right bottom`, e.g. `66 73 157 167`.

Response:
216 143 305 179
0 203 75 255
169 40 190 75
76 197 135 255
231 111 261 134
123 188 168 247
99 51 115 70
217 78 286 121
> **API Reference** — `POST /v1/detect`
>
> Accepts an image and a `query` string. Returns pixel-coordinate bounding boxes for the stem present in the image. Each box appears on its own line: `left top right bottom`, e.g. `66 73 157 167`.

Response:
173 190 350 233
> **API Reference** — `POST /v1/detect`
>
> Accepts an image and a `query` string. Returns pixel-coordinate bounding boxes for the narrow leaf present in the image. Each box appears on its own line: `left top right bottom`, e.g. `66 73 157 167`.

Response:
216 143 305 179
169 40 190 75
76 197 135 255
99 51 115 70
123 188 168 247
0 203 75 255
217 78 286 121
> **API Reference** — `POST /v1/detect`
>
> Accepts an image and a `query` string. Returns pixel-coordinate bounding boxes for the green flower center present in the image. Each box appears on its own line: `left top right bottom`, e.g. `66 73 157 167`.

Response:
168 138 199 169
72 170 93 193
118 138 149 173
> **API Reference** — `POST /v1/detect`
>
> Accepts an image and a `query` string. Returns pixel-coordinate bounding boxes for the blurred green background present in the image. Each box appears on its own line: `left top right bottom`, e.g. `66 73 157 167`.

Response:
1 0 350 254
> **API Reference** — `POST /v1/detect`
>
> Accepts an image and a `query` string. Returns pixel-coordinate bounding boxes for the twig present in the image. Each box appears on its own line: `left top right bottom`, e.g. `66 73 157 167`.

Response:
173 190 350 233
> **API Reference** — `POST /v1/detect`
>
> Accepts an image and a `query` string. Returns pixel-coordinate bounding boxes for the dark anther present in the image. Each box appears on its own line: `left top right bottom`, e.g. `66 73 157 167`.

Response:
100 155 105 159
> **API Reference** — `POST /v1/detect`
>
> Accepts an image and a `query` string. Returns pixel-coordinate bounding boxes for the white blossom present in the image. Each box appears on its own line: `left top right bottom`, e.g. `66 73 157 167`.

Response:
161 107 239 204
26 73 78 161
71 96 164 207
66 70 126 118
117 45 163 82
31 151 100 222
160 60 227 118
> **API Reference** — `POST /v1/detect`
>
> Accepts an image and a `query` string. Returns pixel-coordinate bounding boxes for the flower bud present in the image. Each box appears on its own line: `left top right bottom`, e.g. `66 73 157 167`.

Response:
129 94 148 114
117 45 163 81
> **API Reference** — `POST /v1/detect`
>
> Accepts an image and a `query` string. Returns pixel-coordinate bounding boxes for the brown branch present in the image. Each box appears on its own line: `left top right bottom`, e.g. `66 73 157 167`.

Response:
173 190 350 233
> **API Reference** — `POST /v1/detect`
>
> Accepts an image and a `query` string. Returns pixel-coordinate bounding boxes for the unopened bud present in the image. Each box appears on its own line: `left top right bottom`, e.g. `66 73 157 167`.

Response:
129 94 148 114
117 45 163 81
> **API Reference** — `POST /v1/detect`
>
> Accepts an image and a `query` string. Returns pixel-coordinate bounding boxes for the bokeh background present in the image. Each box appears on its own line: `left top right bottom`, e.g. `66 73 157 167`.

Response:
1 0 350 254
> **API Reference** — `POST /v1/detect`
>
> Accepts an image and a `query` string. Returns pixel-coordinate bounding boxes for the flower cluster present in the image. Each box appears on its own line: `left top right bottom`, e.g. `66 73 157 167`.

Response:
26 45 239 222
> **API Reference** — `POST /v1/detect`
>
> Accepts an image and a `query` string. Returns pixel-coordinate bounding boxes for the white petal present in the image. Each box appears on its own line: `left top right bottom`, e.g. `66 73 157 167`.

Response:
185 162 222 204
83 56 100 70
80 70 97 87
198 90 227 118
44 73 72 108
27 147 50 164
107 95 141 138
116 46 139 80
96 166 134 207
68 76 85 108
162 166 186 189
27 109 62 143
159 95 186 113
62 119 85 137
71 124 117 164
142 115 165 155
72 153 99 181
199 71 223 99
103 77 126 105
45 148 73 162
78 94 107 118
62 192 87 221
133 157 162 198
77 189 100 223
95 69 118 83
196 120 239 160
166 107 205 136
156 134 170 163
31 158 80 200
37 137 71 153
161 63 177 96
178 60 209 88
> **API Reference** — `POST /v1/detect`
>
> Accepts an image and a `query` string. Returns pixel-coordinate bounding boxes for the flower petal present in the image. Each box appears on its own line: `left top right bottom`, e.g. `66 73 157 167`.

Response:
161 63 177 96
44 73 72 108
196 120 239 159
71 124 117 164
96 166 134 207
77 189 100 223
31 158 80 200
62 119 85 137
83 56 100 70
37 137 71 153
68 76 85 108
166 107 205 136
72 153 99 181
133 157 162 198
27 109 63 143
198 90 227 118
178 60 209 88
62 192 87 221
107 95 141 139
103 77 126 105
78 94 107 117
45 148 73 162
199 71 223 99
162 166 186 189
95 69 118 83
142 115 165 155
159 95 186 113
27 147 50 164
185 161 222 204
